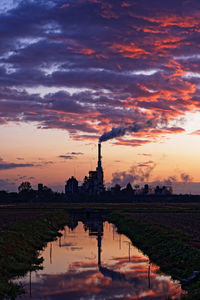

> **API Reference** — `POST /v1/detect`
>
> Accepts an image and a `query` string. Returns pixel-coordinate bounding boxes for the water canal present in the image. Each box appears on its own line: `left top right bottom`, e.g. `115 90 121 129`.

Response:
15 220 183 299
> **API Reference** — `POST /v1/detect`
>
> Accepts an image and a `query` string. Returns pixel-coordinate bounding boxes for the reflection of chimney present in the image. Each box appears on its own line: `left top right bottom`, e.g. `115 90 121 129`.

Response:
50 243 52 264
97 230 101 266
148 263 151 289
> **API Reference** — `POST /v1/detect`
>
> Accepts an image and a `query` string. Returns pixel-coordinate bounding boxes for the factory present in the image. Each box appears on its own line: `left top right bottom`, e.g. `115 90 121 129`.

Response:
65 143 105 196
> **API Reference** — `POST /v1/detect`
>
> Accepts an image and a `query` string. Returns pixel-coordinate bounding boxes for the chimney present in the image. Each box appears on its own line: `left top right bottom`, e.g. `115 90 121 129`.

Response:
98 143 101 168
98 143 101 161
97 142 104 190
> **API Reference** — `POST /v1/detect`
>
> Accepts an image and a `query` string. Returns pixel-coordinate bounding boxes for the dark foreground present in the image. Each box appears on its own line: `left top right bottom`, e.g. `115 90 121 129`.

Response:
1 203 200 299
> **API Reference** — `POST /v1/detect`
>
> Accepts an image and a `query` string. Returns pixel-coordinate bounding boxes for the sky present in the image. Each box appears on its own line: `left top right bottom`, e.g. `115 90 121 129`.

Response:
1 0 200 193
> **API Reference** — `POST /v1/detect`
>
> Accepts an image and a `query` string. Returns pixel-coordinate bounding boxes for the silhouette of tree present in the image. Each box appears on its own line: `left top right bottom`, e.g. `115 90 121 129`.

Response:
114 184 121 192
126 182 133 191
155 185 161 195
18 181 35 202
143 184 149 195
18 181 32 193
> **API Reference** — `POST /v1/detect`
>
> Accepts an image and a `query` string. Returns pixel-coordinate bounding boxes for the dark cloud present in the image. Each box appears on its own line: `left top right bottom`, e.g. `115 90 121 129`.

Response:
58 151 83 160
70 152 83 155
16 176 35 181
0 0 200 145
0 179 16 191
0 163 34 170
58 155 75 160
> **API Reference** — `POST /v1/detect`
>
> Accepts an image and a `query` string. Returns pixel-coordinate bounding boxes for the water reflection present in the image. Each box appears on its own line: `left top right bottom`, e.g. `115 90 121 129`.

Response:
15 220 183 299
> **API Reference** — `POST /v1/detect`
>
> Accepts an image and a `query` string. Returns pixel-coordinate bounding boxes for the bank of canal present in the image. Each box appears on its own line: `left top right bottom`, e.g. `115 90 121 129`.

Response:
109 213 200 299
0 210 71 299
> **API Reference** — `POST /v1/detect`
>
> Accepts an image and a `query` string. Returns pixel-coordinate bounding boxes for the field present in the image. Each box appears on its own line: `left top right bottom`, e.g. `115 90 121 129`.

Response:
1 203 200 299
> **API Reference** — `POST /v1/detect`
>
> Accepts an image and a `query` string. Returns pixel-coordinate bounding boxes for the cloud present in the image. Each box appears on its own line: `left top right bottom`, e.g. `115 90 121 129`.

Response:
0 179 16 191
190 130 200 135
70 152 83 155
152 172 194 189
137 153 152 157
0 162 34 170
58 155 75 160
18 176 35 180
180 172 193 183
58 152 83 159
0 0 200 145
112 161 157 187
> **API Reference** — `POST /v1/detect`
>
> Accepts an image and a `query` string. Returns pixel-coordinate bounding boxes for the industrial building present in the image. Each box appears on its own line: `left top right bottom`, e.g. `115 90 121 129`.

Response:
65 176 79 194
65 143 105 196
82 143 105 195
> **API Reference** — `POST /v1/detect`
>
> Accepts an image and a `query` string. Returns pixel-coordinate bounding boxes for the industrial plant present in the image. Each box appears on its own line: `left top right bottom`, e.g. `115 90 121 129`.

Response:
65 143 105 196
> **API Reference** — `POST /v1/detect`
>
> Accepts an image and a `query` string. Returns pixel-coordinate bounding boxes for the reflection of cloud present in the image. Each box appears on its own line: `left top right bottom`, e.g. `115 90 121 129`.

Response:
21 263 181 300
61 242 75 247
70 247 83 251
112 256 149 264
69 261 97 270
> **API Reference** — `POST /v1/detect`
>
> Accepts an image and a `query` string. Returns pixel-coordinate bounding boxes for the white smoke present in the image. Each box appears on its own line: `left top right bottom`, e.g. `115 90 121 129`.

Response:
111 161 157 187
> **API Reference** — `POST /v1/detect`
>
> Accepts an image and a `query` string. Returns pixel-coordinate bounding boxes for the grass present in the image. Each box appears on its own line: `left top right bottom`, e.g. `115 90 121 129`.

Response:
109 212 200 299
0 210 71 299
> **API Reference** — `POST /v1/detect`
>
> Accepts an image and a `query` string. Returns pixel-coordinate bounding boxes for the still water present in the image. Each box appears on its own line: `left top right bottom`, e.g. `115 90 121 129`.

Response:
15 221 183 299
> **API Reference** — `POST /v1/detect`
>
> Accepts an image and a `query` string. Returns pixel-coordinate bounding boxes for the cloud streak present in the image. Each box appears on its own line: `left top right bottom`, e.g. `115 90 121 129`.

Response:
0 163 34 170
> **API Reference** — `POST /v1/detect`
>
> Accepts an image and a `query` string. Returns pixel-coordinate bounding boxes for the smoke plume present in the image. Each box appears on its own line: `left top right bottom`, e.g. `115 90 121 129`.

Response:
111 161 156 187
180 173 193 183
99 119 156 142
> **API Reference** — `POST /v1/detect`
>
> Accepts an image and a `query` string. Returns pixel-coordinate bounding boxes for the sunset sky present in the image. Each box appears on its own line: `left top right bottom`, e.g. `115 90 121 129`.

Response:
1 0 200 193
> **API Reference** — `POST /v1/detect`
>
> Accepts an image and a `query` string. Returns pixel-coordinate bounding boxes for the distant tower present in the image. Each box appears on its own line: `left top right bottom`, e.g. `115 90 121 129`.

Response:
65 176 78 194
38 183 43 192
96 143 104 193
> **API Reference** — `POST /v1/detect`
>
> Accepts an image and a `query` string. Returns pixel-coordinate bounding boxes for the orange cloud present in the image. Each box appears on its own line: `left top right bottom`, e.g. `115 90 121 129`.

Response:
110 42 149 58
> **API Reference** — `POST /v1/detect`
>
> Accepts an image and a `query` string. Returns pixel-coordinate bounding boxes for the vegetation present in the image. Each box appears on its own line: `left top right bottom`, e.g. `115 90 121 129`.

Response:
1 203 200 299
109 212 200 299
0 210 71 299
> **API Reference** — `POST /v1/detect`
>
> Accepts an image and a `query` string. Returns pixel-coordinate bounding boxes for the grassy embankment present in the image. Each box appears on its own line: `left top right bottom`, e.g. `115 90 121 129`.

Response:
109 209 200 299
0 209 71 299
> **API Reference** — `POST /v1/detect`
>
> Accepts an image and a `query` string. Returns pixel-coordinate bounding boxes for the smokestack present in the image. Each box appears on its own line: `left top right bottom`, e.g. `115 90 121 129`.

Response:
98 143 101 168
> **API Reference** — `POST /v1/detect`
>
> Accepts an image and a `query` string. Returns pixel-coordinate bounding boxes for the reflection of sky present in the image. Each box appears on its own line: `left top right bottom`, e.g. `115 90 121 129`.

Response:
15 222 182 299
